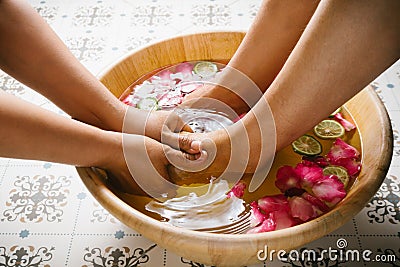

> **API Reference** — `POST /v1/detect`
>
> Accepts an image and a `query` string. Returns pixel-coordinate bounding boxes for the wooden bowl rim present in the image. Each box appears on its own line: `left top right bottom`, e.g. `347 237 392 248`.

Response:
77 31 393 250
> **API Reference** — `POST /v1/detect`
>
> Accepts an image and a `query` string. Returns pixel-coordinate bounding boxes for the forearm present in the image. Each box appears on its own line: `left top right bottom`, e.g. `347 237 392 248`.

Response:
0 0 126 131
0 91 120 167
229 0 320 91
257 0 400 150
207 0 319 114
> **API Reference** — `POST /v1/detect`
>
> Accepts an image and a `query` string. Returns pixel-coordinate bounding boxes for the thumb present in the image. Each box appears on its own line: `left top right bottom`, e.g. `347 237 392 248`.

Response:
162 130 201 154
162 138 216 173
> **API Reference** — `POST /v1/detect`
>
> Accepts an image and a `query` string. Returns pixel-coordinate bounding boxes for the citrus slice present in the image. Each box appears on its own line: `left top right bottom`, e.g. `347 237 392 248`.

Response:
193 61 218 78
137 97 159 110
329 107 342 117
313 119 345 139
323 166 350 188
292 135 322 156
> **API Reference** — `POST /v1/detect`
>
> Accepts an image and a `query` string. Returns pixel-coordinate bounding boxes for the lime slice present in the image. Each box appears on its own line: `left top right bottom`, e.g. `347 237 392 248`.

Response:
193 61 218 78
314 119 345 139
137 97 159 111
323 166 349 188
329 107 342 117
292 135 322 156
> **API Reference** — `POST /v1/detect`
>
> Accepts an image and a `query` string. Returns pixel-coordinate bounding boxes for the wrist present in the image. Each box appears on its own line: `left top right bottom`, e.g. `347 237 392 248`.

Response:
92 130 123 169
100 99 128 132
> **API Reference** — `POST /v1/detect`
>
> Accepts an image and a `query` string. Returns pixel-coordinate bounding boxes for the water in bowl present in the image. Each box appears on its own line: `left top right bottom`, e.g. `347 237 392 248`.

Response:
116 60 362 234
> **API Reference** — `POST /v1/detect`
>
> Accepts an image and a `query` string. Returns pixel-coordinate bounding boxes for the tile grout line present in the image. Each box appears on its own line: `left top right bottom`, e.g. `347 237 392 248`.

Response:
163 248 167 266
64 197 83 267
0 159 10 186
352 218 367 267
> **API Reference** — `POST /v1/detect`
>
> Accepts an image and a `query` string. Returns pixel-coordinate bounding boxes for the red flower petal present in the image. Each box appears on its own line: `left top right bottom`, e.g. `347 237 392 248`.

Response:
301 192 329 212
158 94 183 107
122 95 134 106
249 201 267 227
233 113 246 123
257 194 289 214
333 158 361 177
311 175 347 205
302 156 330 168
270 209 298 230
175 62 194 74
295 163 324 188
156 69 173 80
289 196 319 222
247 217 276 234
326 138 360 162
334 113 356 131
227 181 246 199
275 166 301 193
179 82 202 94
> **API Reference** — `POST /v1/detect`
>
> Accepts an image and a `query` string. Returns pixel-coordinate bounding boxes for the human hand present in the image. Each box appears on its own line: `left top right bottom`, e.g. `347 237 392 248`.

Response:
100 132 200 197
123 107 193 143
165 129 232 182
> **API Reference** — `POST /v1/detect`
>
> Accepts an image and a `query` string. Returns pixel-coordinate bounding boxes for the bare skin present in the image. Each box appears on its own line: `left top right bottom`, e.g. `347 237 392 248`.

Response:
0 0 194 194
177 0 400 176
185 0 321 114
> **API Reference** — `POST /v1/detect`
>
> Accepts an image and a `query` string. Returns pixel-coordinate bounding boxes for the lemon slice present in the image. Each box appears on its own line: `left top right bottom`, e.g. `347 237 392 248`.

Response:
193 61 218 78
292 135 322 156
323 166 349 188
314 119 345 139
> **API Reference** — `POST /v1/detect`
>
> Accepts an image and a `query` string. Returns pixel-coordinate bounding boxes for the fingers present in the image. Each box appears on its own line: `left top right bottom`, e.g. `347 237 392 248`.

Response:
163 110 193 133
162 137 216 173
178 134 201 154
161 130 201 154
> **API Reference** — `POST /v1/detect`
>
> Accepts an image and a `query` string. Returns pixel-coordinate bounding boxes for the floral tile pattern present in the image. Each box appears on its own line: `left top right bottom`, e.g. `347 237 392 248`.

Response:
0 0 399 266
1 175 71 223
0 245 54 267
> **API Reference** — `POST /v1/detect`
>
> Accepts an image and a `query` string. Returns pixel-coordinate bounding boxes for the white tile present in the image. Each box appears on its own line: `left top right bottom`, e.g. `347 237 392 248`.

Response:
358 236 399 267
0 235 70 266
353 171 400 235
0 165 82 233
67 235 163 267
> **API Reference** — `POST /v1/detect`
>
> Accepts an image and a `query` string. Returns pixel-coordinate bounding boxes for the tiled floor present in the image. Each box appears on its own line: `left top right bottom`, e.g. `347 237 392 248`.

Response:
0 0 399 266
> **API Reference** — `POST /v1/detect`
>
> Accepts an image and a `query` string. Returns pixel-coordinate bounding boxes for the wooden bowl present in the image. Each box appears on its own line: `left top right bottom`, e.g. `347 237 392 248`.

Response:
76 32 392 266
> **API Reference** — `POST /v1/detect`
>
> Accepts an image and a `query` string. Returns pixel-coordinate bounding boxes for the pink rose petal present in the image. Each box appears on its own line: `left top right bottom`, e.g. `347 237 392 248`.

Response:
311 175 347 205
122 95 134 106
179 82 202 94
249 201 267 227
301 192 329 212
156 69 173 80
270 209 298 230
289 196 319 222
158 94 182 108
247 217 276 234
334 113 356 131
275 166 302 193
257 194 289 214
175 62 194 75
227 181 246 199
326 138 360 163
333 158 361 177
233 113 246 123
295 163 324 188
302 156 329 168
